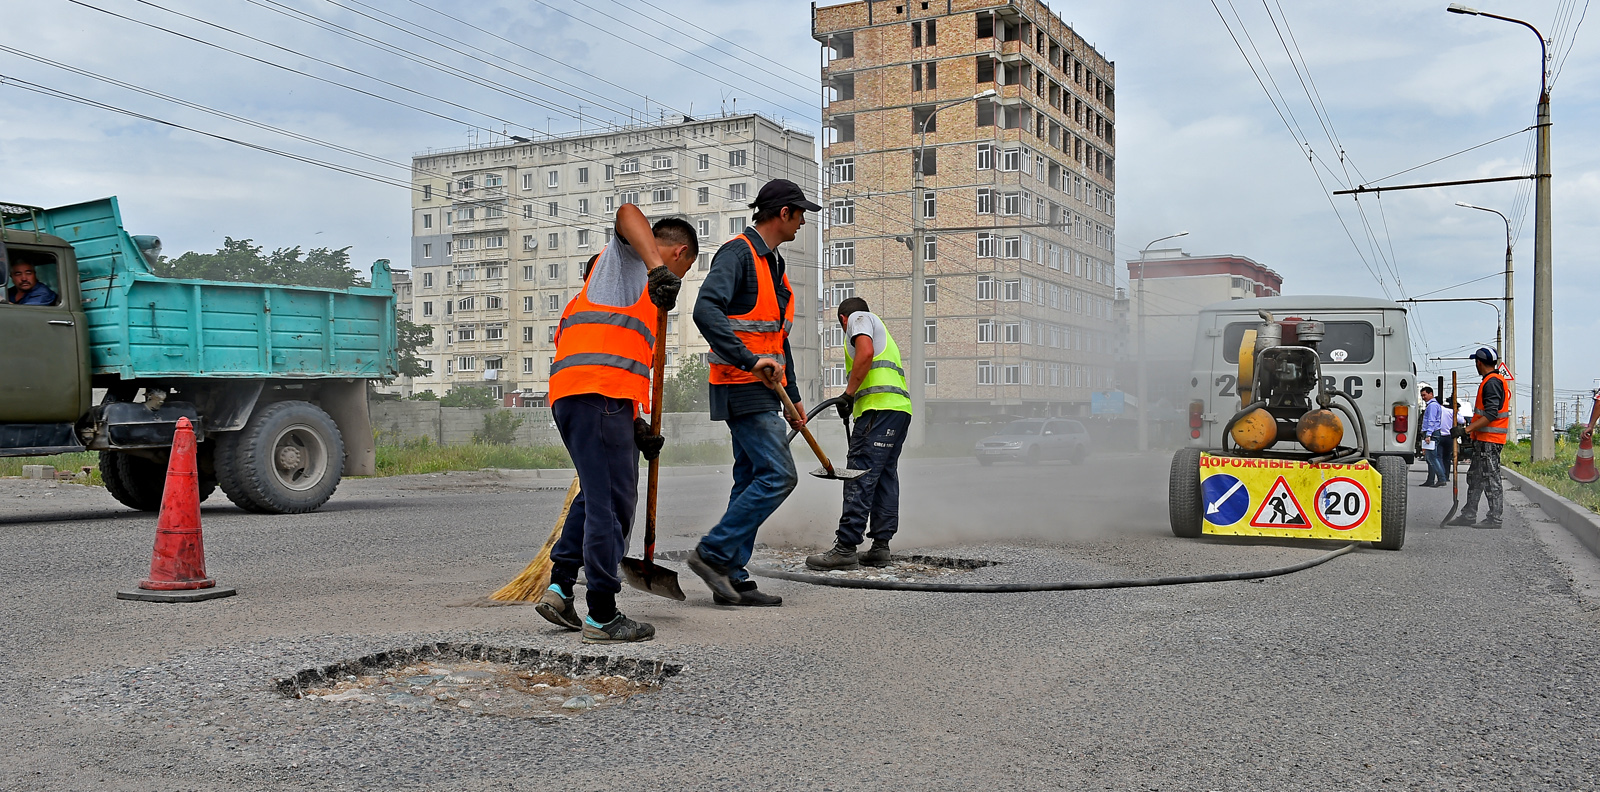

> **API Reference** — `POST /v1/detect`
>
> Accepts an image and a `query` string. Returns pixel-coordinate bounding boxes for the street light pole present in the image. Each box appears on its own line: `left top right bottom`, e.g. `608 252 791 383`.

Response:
909 88 996 448
1136 231 1189 452
1448 3 1552 457
1455 201 1516 439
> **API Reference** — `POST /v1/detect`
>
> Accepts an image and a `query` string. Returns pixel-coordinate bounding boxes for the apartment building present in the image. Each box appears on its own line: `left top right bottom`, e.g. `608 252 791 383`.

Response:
813 0 1119 424
407 114 821 405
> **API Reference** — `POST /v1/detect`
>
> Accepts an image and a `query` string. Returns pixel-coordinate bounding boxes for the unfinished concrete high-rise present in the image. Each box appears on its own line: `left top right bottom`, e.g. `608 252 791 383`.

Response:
813 1 1117 430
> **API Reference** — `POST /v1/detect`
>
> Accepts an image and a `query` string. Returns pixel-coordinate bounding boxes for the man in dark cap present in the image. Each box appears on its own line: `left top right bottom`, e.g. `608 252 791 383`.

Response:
1447 347 1511 528
686 179 821 607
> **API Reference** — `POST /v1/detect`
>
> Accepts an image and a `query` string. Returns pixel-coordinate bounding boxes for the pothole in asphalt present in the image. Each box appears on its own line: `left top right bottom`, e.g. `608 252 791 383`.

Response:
275 642 681 720
753 548 999 581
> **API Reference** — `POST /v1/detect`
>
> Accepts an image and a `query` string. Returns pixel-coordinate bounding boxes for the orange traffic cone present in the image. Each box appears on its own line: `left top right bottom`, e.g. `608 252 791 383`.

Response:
116 418 237 602
1571 430 1599 484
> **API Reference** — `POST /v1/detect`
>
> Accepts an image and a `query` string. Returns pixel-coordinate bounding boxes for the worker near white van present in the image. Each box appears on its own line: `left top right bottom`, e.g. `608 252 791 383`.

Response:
1447 347 1510 529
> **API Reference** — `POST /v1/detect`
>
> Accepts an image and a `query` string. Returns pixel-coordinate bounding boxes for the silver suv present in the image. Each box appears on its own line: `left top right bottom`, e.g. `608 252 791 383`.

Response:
974 419 1091 466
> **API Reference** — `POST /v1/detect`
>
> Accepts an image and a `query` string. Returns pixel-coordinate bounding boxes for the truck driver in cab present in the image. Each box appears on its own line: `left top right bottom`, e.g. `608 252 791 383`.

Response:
6 250 59 306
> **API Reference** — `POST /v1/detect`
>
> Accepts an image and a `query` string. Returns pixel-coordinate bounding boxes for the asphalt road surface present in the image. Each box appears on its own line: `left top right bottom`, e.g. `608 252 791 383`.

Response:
1 452 1597 791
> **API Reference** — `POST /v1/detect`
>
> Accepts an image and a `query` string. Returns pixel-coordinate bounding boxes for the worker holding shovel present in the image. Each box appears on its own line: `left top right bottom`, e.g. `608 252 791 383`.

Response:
687 179 821 607
535 205 697 643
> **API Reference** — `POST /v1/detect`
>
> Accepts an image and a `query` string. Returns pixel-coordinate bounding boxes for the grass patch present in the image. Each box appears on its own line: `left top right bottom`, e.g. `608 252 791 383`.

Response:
0 452 103 485
658 441 732 466
1501 441 1600 515
375 439 571 476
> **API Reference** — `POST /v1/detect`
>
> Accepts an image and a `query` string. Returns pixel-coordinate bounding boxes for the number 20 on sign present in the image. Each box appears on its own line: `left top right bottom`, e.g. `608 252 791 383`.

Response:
1197 454 1383 542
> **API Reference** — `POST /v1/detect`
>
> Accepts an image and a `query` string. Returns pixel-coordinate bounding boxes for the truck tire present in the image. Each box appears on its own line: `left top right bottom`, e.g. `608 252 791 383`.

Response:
1169 447 1204 538
1372 455 1407 551
99 452 215 511
216 400 344 514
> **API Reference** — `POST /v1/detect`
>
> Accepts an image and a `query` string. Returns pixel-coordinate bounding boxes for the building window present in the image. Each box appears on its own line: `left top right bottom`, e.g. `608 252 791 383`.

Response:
458 176 474 192
978 360 995 385
547 233 559 250
1003 322 1020 343
913 149 937 176
521 173 534 191
457 296 475 311
619 191 639 205
1002 192 1020 216
697 153 710 171
522 357 535 374
977 189 996 215
544 202 557 218
729 183 748 201
605 197 615 213
421 301 433 317
977 276 995 301
926 61 937 89
576 230 590 248
912 63 923 92
923 277 936 303
697 186 710 204
1002 148 1022 171
827 240 855 270
547 262 561 280
547 325 558 343
1002 279 1021 301
976 99 995 127
831 157 855 184
729 217 744 235
977 232 997 258
697 253 710 271
423 184 433 201
697 219 710 238
578 198 589 215
925 361 937 385
831 199 856 226
651 155 673 170
457 356 476 371
485 325 504 341
923 319 937 344
977 319 994 342
619 158 640 174
827 281 856 308
1003 236 1021 259
547 171 559 188
546 294 561 312
422 243 432 259
523 296 535 312
1004 364 1021 385
422 213 432 229
577 167 589 184
485 174 503 188
923 192 936 219
457 325 476 341
484 236 505 249
605 164 615 181
729 149 748 168
422 272 434 288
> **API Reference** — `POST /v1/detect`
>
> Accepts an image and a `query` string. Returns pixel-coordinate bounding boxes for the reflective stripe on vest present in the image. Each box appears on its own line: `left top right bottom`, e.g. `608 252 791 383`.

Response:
547 245 658 408
845 318 912 417
1470 371 1512 445
708 234 794 387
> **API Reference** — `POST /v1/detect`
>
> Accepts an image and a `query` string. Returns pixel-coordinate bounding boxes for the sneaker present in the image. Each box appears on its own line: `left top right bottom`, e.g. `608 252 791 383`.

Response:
858 540 893 568
687 546 740 601
535 584 581 631
713 581 783 607
581 613 656 644
1476 519 1503 529
1445 515 1477 527
805 544 860 571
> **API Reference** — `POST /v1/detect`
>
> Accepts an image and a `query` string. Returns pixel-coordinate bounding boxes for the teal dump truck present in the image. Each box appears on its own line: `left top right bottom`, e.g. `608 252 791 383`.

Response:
1 198 396 514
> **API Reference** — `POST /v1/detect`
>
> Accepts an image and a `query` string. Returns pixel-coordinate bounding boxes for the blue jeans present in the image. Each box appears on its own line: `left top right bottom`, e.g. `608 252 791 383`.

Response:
550 394 638 615
1424 434 1450 483
836 410 911 547
698 410 797 584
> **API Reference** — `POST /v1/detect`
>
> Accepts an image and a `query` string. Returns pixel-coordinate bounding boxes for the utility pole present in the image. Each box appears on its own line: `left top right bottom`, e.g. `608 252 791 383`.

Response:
1447 4 1552 458
909 89 995 448
1136 232 1188 452
1455 201 1515 441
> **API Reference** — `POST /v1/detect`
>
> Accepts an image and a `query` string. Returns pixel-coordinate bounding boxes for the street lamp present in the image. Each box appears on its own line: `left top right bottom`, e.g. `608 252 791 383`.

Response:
1447 3 1552 458
1136 231 1189 452
908 88 997 447
1455 200 1516 438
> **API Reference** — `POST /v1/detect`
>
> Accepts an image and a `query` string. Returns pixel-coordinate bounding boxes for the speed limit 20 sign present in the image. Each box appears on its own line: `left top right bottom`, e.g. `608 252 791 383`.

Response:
1315 477 1371 530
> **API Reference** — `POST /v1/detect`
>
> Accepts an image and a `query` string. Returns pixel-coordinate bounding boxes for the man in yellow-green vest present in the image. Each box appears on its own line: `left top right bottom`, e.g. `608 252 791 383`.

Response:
807 297 913 571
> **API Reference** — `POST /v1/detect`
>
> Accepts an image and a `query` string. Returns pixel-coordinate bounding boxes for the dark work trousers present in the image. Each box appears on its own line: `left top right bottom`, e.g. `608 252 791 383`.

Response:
1461 440 1505 523
549 394 639 621
834 409 912 548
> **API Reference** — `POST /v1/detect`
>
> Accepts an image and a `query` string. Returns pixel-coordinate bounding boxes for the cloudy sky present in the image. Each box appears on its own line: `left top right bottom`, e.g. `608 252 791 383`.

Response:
3 0 1596 416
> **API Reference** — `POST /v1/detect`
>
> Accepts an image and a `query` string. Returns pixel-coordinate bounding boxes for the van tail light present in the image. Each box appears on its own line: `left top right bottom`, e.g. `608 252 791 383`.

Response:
1393 403 1409 443
1189 400 1204 439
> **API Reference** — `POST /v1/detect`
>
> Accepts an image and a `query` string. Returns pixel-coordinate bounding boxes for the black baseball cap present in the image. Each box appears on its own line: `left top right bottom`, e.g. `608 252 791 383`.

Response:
751 179 822 212
1470 347 1498 365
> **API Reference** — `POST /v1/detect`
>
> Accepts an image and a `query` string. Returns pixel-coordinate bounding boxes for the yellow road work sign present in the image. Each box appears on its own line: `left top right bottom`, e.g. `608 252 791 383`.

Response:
1198 453 1382 541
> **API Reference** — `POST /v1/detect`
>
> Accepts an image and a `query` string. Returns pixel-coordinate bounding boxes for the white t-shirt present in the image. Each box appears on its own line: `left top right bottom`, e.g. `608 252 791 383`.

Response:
584 238 647 308
845 310 888 357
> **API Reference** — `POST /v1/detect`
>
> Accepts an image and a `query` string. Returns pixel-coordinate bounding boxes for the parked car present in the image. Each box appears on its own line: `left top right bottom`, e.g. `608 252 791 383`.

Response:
974 419 1091 465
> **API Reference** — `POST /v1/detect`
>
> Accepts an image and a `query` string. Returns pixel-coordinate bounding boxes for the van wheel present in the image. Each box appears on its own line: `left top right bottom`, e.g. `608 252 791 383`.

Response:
1069 445 1089 465
1372 455 1407 550
1024 446 1041 466
1169 448 1204 538
216 400 344 514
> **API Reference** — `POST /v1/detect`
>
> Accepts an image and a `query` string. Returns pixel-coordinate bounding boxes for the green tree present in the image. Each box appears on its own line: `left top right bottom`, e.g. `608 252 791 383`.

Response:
473 410 526 445
154 237 364 288
664 356 710 412
441 386 498 409
396 317 434 378
406 389 439 401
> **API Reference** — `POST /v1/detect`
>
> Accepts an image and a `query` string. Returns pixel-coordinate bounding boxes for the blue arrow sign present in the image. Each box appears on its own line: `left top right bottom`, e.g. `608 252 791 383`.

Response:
1202 474 1250 526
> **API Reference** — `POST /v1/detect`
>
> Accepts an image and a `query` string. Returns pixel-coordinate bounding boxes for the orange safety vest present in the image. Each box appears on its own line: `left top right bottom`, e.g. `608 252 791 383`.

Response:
707 235 794 387
547 247 659 410
1471 371 1511 444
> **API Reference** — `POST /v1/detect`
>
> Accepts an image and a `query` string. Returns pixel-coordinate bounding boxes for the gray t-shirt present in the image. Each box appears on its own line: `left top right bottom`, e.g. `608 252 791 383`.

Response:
845 310 888 357
584 238 648 307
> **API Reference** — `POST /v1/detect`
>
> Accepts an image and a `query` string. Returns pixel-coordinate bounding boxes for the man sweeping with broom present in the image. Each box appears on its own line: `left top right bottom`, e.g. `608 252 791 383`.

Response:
535 205 697 643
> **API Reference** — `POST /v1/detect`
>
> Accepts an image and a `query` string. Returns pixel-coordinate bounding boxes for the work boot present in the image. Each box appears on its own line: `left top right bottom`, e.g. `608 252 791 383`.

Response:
535 583 581 631
581 612 656 644
1476 518 1503 529
713 581 783 607
687 546 740 601
1445 514 1477 527
858 540 893 568
806 544 860 571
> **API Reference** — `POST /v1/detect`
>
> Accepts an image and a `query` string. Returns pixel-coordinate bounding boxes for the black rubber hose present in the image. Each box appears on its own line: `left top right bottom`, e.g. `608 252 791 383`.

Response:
785 396 850 444
750 543 1358 593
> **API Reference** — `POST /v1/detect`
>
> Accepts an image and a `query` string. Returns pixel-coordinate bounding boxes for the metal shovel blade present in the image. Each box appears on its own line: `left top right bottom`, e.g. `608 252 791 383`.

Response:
619 557 686 601
810 465 866 481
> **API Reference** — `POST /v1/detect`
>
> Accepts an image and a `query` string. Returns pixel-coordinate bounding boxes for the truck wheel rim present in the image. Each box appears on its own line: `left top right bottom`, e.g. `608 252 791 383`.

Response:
271 424 327 492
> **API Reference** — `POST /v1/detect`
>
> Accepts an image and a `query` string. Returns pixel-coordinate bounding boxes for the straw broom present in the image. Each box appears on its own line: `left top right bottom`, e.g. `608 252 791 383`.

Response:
489 477 580 601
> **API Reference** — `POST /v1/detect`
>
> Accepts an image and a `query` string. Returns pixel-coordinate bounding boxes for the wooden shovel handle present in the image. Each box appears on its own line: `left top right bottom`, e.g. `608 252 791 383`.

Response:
770 377 836 475
643 302 669 565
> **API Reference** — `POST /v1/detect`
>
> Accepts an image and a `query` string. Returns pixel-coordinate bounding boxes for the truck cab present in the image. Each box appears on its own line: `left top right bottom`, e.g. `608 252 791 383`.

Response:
0 224 91 451
1187 296 1417 462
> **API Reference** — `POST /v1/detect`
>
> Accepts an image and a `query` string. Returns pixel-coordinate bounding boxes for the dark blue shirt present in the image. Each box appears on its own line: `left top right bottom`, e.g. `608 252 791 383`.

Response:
8 282 57 306
693 228 801 421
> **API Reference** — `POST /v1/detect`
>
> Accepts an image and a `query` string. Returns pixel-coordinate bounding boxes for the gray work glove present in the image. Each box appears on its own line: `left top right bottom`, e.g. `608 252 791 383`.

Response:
647 266 681 310
634 417 664 461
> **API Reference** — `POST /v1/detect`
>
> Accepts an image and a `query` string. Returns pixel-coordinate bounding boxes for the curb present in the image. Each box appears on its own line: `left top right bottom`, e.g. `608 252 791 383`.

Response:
1503 467 1600 560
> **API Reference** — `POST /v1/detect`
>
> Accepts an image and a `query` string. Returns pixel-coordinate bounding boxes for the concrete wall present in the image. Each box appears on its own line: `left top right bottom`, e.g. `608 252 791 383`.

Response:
370 401 849 450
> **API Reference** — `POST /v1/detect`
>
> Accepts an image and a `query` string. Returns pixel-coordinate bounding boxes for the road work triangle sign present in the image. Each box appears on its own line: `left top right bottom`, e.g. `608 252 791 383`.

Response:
1250 476 1309 528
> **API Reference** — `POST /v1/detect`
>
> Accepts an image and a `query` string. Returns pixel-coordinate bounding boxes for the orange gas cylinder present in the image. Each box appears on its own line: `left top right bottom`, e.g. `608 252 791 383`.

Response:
1230 407 1278 451
1297 409 1345 454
